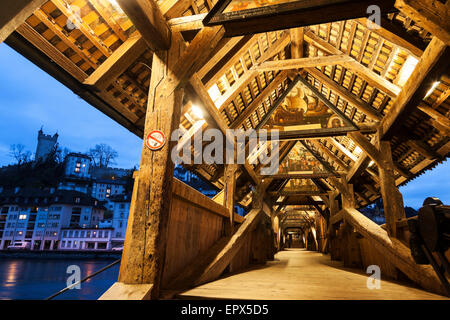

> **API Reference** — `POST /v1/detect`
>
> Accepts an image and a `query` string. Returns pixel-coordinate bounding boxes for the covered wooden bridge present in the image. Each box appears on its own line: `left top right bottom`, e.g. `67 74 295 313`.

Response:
1 0 449 299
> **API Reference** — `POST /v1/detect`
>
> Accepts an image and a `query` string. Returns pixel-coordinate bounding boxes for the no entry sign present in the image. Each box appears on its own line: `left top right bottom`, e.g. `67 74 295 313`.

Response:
146 130 166 151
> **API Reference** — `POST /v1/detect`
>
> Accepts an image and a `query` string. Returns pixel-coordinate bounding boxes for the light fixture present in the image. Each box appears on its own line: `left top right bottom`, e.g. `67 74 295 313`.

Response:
191 105 204 119
424 81 440 100
369 160 375 167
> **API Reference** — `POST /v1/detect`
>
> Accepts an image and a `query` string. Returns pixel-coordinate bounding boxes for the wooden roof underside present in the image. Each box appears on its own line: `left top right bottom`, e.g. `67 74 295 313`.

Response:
2 0 449 210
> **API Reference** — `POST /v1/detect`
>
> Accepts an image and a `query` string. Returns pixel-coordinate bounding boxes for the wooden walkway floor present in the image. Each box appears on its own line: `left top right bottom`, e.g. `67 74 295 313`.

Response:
178 249 448 300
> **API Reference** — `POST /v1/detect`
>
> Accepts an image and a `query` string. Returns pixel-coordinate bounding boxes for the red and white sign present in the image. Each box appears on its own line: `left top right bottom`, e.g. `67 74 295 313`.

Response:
146 130 166 151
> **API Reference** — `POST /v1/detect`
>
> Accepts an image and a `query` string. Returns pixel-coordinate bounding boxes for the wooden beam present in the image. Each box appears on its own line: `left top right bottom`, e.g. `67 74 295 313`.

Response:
256 75 305 131
195 208 264 286
377 137 406 237
204 35 255 88
329 177 354 206
406 140 440 160
395 0 450 46
162 26 225 98
224 164 238 234
206 31 290 88
99 283 153 300
349 131 412 178
189 74 229 137
116 0 171 51
213 32 290 112
197 36 244 80
252 55 353 72
159 0 192 18
168 13 206 32
230 71 287 129
304 31 401 97
274 198 325 206
342 59 401 97
290 27 304 59
15 22 88 82
381 37 450 138
348 132 385 168
311 140 350 171
210 0 396 37
261 173 340 180
119 40 184 299
84 35 147 89
346 153 371 183
418 105 450 131
357 17 426 57
269 191 328 197
328 138 358 162
306 67 382 121
0 0 46 43
342 207 445 295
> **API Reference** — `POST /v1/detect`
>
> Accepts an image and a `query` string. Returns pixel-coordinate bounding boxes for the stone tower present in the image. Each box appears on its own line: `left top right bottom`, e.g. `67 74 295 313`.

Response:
35 128 58 161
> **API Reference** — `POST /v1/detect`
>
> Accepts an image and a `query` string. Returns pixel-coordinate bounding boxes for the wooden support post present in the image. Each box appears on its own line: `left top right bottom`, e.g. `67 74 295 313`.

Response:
328 191 340 260
252 183 265 211
116 0 171 51
377 134 406 238
118 36 183 299
224 164 238 235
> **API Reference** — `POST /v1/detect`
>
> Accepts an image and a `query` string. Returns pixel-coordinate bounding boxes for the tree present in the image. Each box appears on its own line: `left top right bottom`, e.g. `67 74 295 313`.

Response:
87 144 118 168
9 144 32 165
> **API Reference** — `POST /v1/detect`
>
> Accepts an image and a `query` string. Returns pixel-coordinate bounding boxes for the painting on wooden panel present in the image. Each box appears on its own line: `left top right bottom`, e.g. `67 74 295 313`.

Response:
224 0 301 12
203 0 397 36
278 142 329 174
266 80 351 133
283 179 320 192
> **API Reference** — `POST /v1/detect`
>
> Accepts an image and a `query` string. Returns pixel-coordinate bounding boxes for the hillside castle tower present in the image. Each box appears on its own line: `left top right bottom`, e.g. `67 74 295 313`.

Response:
35 128 58 161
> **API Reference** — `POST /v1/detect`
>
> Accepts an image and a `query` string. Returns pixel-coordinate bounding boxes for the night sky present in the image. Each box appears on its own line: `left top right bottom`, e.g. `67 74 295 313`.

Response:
0 43 448 209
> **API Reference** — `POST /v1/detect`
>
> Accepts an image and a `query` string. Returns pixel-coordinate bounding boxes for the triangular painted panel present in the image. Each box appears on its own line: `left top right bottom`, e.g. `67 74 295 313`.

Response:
264 76 358 136
278 141 331 175
282 179 320 192
224 0 300 12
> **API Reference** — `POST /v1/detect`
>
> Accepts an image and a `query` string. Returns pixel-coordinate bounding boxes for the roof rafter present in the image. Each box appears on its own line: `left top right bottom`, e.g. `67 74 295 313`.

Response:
0 0 46 43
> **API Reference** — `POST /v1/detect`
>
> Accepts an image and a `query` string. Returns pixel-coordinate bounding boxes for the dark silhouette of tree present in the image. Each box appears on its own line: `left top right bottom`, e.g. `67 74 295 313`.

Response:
1 144 64 189
9 144 32 165
87 144 118 168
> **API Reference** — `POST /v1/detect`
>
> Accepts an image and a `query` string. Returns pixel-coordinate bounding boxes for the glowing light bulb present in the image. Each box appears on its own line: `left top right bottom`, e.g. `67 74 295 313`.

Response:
192 105 204 119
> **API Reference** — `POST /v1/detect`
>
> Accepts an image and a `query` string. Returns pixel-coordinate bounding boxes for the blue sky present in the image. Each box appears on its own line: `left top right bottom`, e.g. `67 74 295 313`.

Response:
0 43 448 209
0 43 142 169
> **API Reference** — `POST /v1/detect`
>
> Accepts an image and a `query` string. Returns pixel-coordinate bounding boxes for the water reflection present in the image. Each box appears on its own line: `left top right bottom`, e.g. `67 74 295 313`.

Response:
0 258 119 300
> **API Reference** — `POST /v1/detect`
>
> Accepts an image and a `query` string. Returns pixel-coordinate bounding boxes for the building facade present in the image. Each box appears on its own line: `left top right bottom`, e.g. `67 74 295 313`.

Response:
59 228 113 250
109 194 131 248
0 188 105 250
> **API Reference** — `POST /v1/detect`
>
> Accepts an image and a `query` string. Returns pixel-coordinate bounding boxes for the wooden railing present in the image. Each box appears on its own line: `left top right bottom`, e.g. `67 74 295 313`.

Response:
162 178 244 287
328 207 446 296
100 178 275 299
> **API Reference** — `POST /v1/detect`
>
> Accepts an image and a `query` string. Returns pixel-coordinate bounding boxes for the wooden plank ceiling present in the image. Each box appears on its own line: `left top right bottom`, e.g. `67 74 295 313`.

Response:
2 0 449 211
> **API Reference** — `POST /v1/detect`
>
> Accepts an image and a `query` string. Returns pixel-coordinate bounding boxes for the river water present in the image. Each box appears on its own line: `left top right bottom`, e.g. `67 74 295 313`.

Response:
0 258 120 300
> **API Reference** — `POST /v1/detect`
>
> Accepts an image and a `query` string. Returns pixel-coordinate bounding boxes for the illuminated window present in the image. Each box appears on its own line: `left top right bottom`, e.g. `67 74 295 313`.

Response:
19 214 27 220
